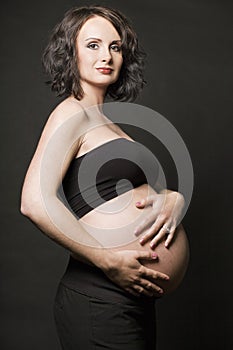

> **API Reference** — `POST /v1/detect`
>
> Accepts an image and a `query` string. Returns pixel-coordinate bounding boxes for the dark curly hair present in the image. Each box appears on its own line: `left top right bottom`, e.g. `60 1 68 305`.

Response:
42 5 146 101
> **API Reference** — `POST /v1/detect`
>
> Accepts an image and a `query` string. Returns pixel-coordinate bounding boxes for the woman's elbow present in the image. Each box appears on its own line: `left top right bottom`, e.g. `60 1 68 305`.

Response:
20 197 33 217
20 204 29 217
20 191 41 219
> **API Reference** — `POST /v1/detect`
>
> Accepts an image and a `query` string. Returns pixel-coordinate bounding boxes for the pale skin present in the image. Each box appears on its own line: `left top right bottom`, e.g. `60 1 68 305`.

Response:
20 15 189 298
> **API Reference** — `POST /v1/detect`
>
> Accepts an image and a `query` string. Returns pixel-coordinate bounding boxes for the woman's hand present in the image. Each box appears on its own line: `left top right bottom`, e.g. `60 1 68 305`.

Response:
134 191 185 248
101 249 169 298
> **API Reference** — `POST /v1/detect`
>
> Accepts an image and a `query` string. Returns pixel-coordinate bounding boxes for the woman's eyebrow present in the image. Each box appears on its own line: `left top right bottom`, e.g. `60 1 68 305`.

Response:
85 37 122 43
85 37 101 42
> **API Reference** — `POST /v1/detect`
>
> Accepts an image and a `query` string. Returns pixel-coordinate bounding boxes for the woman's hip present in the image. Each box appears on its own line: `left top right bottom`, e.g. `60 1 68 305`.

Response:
53 281 157 350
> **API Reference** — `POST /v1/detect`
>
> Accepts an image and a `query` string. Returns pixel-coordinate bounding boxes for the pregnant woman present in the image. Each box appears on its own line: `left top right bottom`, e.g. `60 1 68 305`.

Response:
20 5 189 350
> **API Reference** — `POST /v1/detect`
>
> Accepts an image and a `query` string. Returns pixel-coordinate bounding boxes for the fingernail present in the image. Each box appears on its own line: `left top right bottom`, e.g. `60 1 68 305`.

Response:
159 289 164 294
152 252 158 259
150 243 154 249
135 201 141 206
139 238 144 244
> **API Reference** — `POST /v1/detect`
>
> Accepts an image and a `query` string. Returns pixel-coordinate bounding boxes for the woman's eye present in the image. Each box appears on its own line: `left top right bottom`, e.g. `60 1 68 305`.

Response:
111 45 121 52
87 43 98 49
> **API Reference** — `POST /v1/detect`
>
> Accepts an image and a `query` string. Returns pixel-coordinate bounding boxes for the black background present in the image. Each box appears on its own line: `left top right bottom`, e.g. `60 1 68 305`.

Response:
1 0 233 349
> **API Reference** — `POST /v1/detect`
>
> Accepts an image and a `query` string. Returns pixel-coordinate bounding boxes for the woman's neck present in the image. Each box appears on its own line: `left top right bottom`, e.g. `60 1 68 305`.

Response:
78 82 107 108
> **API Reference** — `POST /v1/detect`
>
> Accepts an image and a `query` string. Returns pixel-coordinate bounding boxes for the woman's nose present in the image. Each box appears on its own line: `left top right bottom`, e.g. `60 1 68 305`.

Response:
100 48 112 63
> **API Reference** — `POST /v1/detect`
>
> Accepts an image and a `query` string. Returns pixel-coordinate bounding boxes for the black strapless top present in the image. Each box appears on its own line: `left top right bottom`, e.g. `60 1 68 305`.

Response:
62 138 159 219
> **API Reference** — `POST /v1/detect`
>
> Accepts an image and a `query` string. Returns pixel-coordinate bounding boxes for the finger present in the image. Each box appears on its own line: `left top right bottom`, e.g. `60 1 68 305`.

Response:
134 214 158 236
135 199 146 208
141 266 170 282
149 222 173 248
140 280 163 296
134 285 154 297
136 250 158 261
135 210 167 238
139 219 164 245
165 225 176 248
149 232 165 249
135 195 155 208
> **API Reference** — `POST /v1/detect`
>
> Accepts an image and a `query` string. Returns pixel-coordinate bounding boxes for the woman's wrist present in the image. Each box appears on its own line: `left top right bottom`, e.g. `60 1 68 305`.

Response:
92 248 115 271
160 190 185 207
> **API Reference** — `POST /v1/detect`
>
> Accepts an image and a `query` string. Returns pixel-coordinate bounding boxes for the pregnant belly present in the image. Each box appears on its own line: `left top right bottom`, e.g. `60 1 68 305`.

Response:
78 184 190 294
119 223 190 295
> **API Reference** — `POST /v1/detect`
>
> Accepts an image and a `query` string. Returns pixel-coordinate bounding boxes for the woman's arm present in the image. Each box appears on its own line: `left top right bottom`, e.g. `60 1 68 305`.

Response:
20 102 104 262
20 101 169 297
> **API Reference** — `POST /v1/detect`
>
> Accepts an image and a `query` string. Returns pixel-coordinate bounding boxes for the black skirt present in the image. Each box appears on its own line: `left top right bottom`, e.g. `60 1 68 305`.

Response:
53 256 157 350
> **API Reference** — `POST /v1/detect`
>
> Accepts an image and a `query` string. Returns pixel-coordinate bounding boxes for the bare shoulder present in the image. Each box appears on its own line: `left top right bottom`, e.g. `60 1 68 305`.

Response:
48 97 87 130
34 97 89 155
21 97 90 211
23 98 88 185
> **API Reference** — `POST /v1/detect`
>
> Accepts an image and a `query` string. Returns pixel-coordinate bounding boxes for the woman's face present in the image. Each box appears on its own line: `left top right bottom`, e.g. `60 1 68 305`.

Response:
76 15 123 91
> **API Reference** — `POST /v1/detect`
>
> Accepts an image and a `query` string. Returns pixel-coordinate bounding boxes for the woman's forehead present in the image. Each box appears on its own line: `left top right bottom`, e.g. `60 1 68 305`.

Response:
77 16 121 42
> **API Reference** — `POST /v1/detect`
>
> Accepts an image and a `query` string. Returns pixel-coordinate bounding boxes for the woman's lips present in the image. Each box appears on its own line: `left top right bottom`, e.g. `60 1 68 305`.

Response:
96 68 113 74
